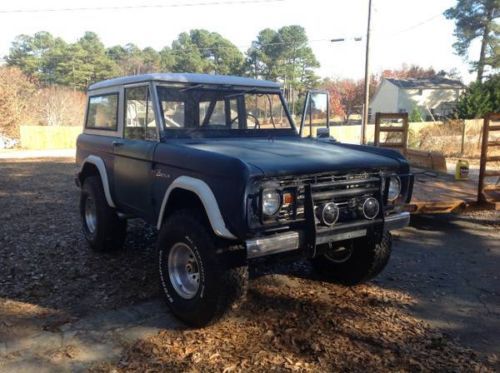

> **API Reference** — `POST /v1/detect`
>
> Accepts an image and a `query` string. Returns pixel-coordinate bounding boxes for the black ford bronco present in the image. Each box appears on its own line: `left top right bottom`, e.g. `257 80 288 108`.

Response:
76 73 413 326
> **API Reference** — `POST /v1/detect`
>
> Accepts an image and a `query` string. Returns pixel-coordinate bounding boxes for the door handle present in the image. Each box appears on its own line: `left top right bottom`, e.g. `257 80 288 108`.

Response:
112 140 124 147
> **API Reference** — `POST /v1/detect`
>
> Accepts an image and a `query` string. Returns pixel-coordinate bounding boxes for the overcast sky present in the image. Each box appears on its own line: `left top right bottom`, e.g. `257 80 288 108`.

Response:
0 0 477 82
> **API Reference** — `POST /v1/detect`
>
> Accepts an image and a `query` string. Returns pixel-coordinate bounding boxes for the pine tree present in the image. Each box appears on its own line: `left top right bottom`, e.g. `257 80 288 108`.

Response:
444 0 499 82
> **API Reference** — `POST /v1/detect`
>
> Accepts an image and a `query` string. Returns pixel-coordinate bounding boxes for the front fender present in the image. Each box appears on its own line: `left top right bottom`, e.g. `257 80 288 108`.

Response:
156 176 237 240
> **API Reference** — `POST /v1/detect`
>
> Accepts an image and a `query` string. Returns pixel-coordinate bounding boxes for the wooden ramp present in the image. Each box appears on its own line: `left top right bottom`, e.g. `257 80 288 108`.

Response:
409 171 500 213
409 168 478 214
373 112 500 214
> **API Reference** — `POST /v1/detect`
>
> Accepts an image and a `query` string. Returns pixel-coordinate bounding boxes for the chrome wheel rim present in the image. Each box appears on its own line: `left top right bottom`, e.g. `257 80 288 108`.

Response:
168 242 200 299
324 245 353 263
84 196 97 234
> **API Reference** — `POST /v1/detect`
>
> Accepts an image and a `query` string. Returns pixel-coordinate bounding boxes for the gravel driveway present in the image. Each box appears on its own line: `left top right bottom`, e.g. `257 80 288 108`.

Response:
0 157 498 371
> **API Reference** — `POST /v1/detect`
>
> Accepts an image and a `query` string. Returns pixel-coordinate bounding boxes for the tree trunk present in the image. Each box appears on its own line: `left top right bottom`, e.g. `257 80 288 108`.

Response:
477 7 494 82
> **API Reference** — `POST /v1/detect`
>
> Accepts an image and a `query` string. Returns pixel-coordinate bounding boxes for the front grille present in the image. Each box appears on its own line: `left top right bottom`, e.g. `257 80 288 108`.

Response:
278 172 382 225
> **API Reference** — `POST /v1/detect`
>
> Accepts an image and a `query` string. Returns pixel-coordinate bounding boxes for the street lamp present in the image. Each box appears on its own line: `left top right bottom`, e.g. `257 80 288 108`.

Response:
330 37 363 43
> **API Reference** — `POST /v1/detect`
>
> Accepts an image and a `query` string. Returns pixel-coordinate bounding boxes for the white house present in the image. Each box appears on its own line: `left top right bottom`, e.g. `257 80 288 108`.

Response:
369 77 465 122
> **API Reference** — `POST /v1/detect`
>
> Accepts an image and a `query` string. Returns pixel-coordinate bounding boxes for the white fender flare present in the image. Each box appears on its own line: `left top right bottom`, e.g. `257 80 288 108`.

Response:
79 155 116 208
156 176 237 240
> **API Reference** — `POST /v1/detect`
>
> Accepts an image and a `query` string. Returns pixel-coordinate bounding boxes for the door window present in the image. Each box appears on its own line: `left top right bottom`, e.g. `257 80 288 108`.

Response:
124 86 157 140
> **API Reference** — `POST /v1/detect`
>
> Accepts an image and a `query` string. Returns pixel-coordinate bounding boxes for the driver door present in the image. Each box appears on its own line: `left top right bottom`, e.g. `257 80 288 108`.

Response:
113 84 159 219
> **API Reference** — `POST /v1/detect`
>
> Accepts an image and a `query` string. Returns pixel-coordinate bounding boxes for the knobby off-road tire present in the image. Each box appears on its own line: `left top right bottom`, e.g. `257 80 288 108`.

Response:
157 209 248 327
311 232 392 285
80 176 127 252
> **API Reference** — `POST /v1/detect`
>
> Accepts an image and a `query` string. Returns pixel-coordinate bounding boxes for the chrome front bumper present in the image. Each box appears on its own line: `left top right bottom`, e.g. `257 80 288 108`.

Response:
384 211 410 231
245 212 410 259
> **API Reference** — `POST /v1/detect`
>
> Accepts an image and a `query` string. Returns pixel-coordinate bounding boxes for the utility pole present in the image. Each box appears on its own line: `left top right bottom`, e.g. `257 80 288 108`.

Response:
361 0 372 145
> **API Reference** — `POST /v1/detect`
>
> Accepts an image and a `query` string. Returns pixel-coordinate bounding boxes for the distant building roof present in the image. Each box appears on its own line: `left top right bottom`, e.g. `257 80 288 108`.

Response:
385 77 465 89
88 73 281 91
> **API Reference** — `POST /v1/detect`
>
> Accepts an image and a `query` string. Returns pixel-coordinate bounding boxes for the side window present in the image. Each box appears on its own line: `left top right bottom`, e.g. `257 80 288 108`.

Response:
86 94 118 130
124 86 157 140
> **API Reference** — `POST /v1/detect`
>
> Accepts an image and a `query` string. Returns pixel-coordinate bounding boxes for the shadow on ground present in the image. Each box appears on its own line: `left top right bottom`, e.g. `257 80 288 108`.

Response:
377 215 499 356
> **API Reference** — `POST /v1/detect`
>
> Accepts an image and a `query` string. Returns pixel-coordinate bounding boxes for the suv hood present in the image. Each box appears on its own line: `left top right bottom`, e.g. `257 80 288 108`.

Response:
178 137 407 177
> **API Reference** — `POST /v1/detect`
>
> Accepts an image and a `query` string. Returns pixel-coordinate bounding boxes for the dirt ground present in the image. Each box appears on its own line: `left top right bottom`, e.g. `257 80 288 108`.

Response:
0 158 499 371
0 159 158 340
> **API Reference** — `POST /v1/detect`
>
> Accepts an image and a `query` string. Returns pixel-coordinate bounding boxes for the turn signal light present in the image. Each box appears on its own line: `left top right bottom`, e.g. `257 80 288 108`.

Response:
283 192 294 205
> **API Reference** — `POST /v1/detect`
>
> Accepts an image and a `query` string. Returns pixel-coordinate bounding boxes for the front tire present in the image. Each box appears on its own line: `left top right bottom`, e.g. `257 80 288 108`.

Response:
311 232 392 285
80 176 127 252
157 210 248 327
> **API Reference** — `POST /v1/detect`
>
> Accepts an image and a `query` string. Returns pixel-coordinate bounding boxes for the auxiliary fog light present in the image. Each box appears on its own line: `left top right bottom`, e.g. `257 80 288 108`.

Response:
361 197 380 220
316 202 340 226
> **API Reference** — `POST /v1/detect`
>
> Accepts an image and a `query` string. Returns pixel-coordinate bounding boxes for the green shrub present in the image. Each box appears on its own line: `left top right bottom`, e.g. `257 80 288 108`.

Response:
455 74 500 119
409 106 423 122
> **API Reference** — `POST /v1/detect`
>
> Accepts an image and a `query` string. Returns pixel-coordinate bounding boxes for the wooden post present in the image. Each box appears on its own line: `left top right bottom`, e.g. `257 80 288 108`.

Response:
402 113 409 150
361 0 373 145
477 115 489 203
374 112 381 146
460 119 466 156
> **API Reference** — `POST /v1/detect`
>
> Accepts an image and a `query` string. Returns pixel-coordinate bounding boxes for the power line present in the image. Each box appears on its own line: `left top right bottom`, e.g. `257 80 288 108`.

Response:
394 13 442 34
0 0 285 14
380 13 443 38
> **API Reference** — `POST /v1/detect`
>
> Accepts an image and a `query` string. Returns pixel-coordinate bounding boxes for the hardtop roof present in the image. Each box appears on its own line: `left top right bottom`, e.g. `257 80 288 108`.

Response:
88 73 281 91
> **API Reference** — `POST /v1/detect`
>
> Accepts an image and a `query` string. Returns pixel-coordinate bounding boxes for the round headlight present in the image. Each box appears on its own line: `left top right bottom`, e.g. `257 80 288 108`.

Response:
262 190 281 216
387 176 401 202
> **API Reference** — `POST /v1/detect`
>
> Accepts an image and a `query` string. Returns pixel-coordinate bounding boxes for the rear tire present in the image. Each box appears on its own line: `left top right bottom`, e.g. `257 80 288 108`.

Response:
157 209 248 327
310 232 392 285
80 176 127 252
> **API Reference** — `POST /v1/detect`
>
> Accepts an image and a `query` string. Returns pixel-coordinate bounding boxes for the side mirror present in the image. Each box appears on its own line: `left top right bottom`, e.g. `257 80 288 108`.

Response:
299 90 330 137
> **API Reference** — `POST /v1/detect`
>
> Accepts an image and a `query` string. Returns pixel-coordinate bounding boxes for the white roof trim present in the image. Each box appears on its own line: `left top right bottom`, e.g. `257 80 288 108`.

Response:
89 73 281 91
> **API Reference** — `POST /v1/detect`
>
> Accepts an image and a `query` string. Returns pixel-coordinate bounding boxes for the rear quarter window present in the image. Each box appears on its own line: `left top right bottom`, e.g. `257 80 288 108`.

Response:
86 93 119 130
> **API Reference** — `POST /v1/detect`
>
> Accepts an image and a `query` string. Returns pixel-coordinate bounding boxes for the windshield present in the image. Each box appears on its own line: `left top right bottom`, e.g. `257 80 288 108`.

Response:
157 86 294 136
